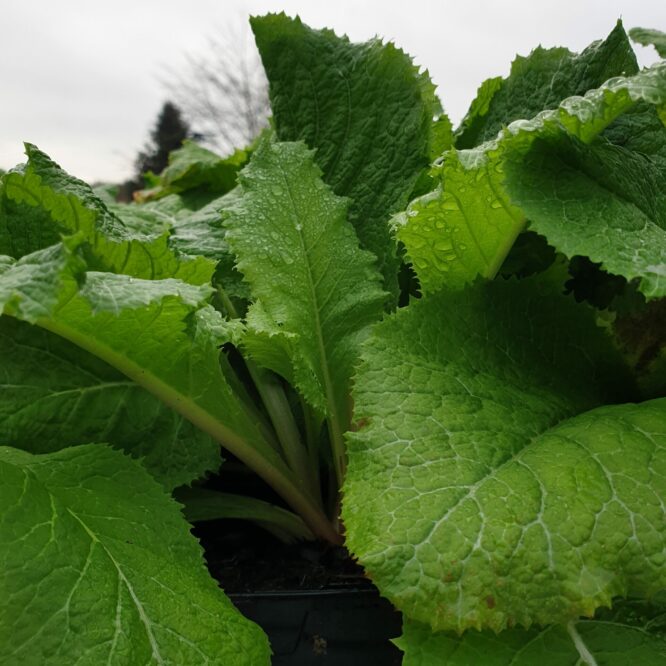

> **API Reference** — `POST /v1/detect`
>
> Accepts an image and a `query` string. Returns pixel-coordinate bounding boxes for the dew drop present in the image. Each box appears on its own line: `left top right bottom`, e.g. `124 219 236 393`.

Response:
434 240 453 252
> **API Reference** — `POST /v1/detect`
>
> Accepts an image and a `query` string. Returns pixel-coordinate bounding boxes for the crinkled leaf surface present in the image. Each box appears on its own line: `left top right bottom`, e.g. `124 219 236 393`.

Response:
0 316 220 489
396 63 666 294
398 616 666 666
252 13 435 296
0 444 269 665
343 278 666 632
455 21 637 148
504 134 666 299
224 141 386 471
630 27 666 58
142 190 241 260
602 101 666 166
0 145 213 284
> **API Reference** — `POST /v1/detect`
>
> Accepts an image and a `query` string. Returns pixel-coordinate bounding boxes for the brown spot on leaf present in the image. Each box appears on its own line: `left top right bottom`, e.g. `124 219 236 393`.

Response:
485 595 496 609
350 417 369 431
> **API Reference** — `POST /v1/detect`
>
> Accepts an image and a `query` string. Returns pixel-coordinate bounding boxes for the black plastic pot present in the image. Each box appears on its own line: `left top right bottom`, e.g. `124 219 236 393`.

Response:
230 587 402 664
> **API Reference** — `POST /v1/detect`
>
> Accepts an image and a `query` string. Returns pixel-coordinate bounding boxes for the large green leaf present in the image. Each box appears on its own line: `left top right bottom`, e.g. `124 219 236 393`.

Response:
224 140 386 479
455 21 638 148
398 616 666 665
252 13 436 296
0 316 220 490
0 444 270 664
343 278 666 632
0 240 333 539
395 63 666 295
1 145 214 284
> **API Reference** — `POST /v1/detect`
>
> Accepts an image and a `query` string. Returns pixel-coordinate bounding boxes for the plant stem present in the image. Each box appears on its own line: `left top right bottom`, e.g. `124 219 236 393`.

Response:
215 286 241 320
216 285 321 505
300 397 321 487
219 354 282 454
176 487 314 543
246 365 321 505
34 316 342 544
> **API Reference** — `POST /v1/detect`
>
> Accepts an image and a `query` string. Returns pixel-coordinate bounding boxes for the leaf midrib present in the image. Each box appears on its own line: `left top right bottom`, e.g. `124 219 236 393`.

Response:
276 160 346 480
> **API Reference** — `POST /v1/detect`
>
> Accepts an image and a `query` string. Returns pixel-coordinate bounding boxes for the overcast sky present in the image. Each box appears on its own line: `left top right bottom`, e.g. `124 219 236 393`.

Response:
1 0 664 182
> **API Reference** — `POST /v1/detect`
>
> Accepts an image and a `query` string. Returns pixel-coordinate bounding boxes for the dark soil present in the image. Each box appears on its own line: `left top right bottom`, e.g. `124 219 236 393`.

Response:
192 519 371 594
191 469 403 664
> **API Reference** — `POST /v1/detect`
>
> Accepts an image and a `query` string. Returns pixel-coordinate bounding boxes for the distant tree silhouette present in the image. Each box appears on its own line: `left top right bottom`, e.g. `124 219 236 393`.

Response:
135 101 191 176
117 101 191 201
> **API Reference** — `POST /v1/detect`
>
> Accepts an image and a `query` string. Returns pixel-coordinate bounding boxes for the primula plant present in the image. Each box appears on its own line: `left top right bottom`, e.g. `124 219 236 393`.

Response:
1 13 665 665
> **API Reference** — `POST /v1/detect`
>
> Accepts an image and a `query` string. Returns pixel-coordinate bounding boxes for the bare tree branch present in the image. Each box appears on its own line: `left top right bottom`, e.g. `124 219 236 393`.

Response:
161 17 270 155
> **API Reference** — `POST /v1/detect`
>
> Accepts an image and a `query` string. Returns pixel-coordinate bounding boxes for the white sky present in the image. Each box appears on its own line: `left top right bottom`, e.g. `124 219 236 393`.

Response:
1 0 664 182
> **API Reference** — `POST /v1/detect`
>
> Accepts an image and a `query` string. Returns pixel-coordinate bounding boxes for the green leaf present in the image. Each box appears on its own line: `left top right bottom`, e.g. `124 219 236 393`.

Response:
46 273 282 471
630 27 666 58
0 243 272 485
0 316 220 490
343 278 666 633
0 181 61 258
0 241 335 540
138 189 251 306
455 21 638 148
224 140 386 480
430 114 454 160
138 141 247 201
503 134 666 299
454 76 504 148
396 63 666 294
392 149 525 293
0 444 270 664
1 145 214 284
602 102 666 166
143 189 241 260
410 113 455 199
252 13 436 296
0 240 85 323
398 616 666 666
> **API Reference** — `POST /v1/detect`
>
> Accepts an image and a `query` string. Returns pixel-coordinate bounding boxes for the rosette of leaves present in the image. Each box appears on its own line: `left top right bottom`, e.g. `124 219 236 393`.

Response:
1 13 665 665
